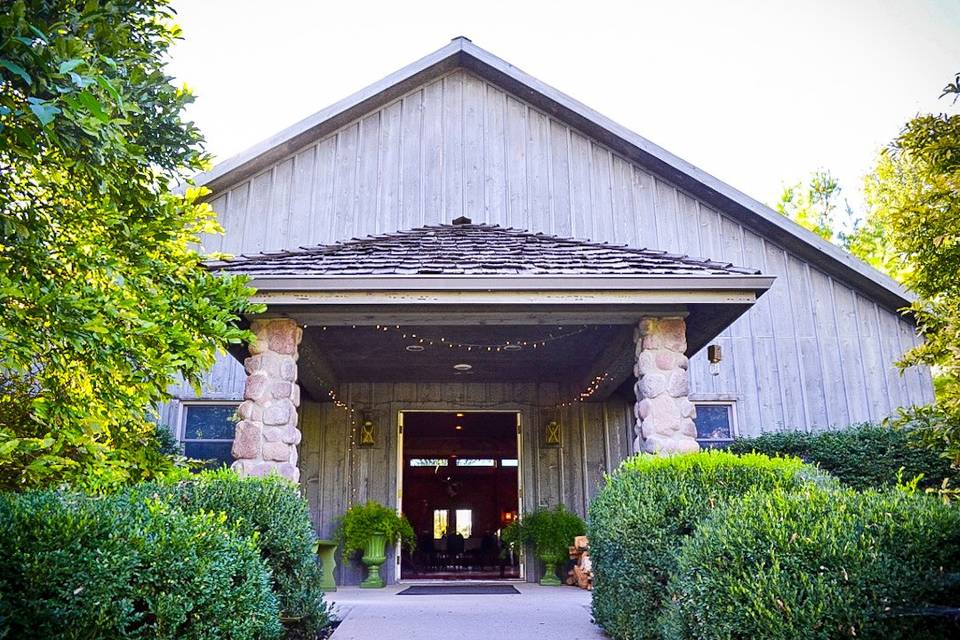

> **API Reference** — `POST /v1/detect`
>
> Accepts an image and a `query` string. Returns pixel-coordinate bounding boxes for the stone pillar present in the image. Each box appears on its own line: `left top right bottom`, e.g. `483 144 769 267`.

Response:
633 317 700 455
232 318 303 482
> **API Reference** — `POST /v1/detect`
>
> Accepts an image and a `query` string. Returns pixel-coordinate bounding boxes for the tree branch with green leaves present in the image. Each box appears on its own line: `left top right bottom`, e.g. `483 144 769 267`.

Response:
867 75 960 466
0 1 261 491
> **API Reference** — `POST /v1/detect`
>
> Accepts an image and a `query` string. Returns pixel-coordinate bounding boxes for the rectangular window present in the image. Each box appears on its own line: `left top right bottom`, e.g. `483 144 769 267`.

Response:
433 509 448 539
455 458 495 467
409 458 449 467
181 403 238 468
693 402 736 447
500 458 519 467
455 509 472 538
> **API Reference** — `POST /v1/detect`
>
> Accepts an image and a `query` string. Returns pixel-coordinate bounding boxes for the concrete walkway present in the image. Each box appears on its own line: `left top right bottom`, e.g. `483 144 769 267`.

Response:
327 583 607 640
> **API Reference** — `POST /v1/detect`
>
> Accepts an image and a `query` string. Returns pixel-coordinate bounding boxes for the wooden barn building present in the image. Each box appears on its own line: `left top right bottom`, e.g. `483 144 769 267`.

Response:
160 38 933 585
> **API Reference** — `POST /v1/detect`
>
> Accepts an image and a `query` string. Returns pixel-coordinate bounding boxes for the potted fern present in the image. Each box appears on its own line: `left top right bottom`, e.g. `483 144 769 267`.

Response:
336 501 415 588
502 505 585 585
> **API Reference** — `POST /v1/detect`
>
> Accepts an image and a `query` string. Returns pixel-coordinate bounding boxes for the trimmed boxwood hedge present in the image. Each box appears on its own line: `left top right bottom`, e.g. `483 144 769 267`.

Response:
663 485 960 640
727 424 957 490
127 470 330 639
0 490 281 639
588 451 827 640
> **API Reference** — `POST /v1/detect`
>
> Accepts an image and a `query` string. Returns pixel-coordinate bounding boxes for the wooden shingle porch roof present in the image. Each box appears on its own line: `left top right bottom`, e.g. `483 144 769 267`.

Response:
209 221 763 279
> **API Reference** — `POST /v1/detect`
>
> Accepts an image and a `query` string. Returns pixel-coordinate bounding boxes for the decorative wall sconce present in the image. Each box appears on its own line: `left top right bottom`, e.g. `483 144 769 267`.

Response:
707 344 722 377
359 413 376 446
545 420 561 446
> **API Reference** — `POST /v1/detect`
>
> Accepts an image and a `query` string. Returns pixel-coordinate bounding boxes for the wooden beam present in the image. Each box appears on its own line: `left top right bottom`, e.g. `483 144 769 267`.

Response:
259 304 688 327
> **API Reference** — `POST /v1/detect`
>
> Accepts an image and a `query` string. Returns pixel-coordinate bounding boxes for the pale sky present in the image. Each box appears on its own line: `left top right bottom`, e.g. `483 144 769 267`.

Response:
167 0 960 215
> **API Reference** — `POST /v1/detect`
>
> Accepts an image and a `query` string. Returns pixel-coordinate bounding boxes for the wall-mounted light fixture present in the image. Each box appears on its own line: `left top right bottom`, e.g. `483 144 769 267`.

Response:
545 420 561 446
359 413 376 446
707 344 722 377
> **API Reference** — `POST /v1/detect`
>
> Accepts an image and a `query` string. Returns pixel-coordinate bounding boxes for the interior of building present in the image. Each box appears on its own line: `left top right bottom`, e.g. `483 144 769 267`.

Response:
400 411 521 580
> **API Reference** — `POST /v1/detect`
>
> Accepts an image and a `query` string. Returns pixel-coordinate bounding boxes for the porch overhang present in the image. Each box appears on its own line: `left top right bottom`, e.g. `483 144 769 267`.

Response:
242 273 774 356
214 222 775 404
226 272 772 405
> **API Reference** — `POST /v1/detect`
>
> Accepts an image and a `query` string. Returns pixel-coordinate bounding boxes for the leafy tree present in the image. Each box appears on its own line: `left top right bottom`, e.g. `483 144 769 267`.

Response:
776 169 906 280
0 1 259 491
841 164 908 282
775 169 849 241
869 75 960 466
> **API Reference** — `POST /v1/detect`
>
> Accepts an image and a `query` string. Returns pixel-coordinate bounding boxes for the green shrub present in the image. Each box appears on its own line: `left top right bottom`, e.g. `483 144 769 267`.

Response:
663 485 960 640
128 470 330 639
588 451 825 640
0 490 281 639
728 424 957 490
336 500 415 557
501 504 586 565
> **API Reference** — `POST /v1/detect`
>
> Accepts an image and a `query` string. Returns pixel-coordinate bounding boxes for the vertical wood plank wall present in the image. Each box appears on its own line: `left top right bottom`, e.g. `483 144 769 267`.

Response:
296 382 634 585
187 68 932 435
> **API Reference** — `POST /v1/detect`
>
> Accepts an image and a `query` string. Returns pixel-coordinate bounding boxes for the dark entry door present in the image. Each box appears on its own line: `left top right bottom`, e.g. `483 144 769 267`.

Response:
399 411 521 580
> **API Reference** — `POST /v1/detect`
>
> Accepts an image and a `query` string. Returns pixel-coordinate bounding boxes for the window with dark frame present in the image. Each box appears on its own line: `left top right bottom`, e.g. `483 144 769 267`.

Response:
180 403 238 468
693 402 736 447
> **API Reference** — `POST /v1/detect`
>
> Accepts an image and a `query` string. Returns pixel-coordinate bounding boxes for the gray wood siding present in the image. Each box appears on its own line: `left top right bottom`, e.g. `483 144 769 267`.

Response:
190 68 932 434
296 382 633 585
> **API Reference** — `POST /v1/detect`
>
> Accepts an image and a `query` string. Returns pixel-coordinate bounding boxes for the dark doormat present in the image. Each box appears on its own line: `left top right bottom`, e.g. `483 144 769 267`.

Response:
397 584 520 595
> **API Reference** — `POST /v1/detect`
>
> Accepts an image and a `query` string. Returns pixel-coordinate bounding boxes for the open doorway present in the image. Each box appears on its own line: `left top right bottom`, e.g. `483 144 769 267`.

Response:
399 411 522 580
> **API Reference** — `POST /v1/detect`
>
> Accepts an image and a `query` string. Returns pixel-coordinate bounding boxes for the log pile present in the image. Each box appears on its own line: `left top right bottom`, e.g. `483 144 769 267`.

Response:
565 535 593 589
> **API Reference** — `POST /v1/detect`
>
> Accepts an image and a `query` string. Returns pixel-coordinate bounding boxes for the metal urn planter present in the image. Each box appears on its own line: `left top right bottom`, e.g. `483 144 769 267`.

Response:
360 531 387 588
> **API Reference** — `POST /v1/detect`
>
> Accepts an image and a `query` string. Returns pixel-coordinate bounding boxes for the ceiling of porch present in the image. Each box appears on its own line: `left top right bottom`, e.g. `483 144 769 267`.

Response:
297 323 635 394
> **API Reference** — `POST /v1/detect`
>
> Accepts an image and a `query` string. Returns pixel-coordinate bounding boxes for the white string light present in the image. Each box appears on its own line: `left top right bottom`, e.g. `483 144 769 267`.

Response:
557 371 611 407
307 324 611 503
314 323 594 351
319 382 360 506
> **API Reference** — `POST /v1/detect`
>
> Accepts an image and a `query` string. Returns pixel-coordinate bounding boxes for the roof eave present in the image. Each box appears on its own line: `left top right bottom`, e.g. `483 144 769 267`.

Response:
453 40 912 311
190 37 910 311
242 273 776 294
190 39 466 192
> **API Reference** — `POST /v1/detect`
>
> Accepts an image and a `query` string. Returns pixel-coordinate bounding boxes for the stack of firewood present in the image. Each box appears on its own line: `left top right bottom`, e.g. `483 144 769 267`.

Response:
565 535 592 589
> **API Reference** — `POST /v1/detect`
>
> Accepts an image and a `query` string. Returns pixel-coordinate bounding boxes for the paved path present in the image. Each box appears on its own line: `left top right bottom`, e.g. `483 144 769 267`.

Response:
327 583 607 640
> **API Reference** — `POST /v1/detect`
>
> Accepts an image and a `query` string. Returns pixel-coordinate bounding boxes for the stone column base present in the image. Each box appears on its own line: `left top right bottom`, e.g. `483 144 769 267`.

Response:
633 317 700 455
231 318 303 482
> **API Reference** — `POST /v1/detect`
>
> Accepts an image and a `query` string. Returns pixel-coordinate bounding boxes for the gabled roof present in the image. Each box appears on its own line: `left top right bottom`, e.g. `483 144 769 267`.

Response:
193 37 910 310
210 222 762 279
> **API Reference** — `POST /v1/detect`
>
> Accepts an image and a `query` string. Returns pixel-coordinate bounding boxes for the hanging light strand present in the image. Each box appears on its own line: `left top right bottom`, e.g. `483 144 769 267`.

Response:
315 324 594 351
320 381 360 506
557 371 611 408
